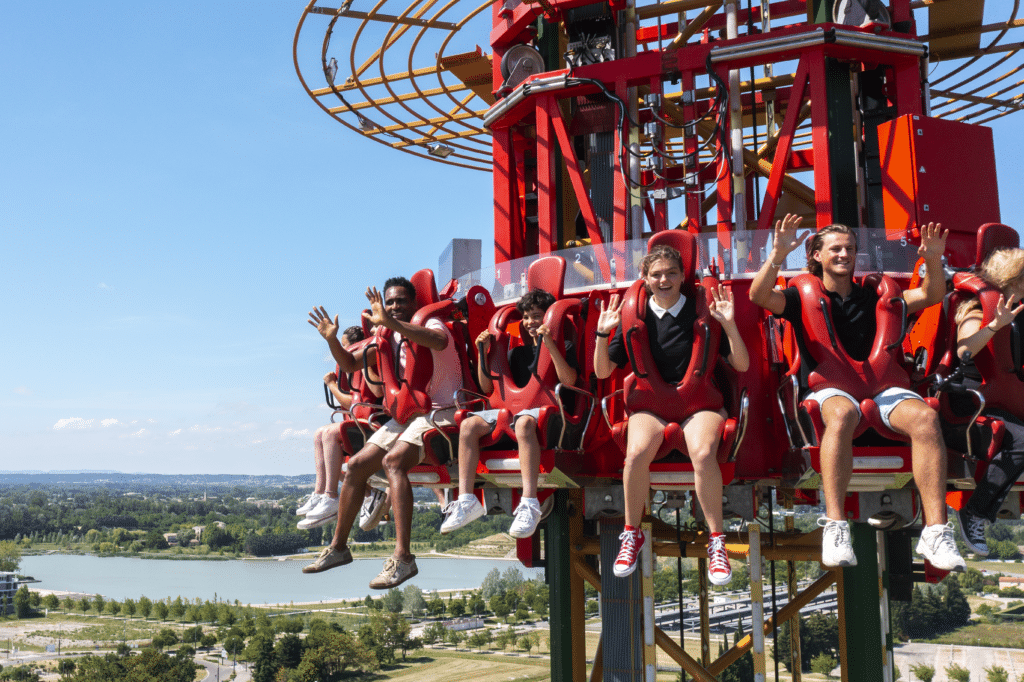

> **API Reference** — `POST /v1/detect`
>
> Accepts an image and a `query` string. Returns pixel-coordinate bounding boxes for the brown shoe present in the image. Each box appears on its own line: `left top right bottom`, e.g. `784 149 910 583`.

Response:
302 546 352 574
368 555 417 589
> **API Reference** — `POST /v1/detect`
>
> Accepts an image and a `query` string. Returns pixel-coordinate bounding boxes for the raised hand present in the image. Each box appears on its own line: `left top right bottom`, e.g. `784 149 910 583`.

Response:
362 287 392 328
772 213 808 260
596 294 622 336
709 284 735 324
309 306 339 341
917 222 949 261
991 293 1024 331
323 372 338 386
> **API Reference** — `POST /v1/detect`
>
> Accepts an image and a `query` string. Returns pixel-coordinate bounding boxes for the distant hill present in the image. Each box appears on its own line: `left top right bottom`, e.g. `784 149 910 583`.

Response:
0 471 315 490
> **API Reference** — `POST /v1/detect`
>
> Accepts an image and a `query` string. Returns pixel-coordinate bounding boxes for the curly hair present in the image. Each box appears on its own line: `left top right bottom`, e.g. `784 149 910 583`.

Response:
383 276 416 300
641 245 683 278
806 224 858 278
342 326 365 345
955 247 1024 325
516 288 556 314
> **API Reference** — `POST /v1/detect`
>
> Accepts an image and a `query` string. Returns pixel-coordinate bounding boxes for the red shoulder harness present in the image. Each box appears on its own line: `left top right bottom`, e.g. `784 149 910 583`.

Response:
788 273 910 400
953 273 1024 416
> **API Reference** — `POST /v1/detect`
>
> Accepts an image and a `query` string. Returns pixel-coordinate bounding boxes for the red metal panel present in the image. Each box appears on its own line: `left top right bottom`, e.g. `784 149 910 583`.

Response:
493 129 517 269
878 114 1001 242
807 51 834 227
535 99 557 254
757 57 809 231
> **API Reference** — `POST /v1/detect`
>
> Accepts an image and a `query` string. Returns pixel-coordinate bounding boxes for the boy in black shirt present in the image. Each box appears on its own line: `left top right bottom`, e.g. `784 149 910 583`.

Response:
441 289 578 538
594 246 749 583
750 215 964 572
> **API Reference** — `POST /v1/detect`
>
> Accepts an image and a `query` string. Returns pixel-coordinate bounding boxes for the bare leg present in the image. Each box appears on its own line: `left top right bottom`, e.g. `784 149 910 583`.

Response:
818 396 860 521
457 416 492 495
383 441 421 562
684 410 726 534
322 422 344 498
330 444 387 550
887 399 948 526
623 412 667 527
515 416 540 499
313 426 329 495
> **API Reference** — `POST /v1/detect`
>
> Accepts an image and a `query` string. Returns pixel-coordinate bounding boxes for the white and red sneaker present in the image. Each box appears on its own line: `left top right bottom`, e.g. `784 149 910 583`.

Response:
708 533 732 586
613 527 645 578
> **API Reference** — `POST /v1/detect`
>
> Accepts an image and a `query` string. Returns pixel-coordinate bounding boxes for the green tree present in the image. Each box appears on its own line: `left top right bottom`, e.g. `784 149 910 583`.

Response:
245 631 277 682
381 588 404 614
450 599 466 617
275 633 303 669
422 621 447 645
984 665 1009 682
152 601 169 621
78 597 91 614
482 569 502 598
138 596 153 619
0 541 21 573
91 594 105 614
446 627 465 648
960 568 984 593
151 628 179 651
403 585 426 616
519 631 538 655
106 600 121 616
811 652 838 678
169 596 185 620
13 586 31 618
56 658 76 678
62 597 74 613
945 663 970 682
490 593 510 622
910 663 935 682
427 596 446 617
42 594 59 612
222 634 245 658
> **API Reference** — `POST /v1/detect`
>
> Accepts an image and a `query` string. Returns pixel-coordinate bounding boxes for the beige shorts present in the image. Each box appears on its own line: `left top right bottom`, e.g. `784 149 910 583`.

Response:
367 407 457 463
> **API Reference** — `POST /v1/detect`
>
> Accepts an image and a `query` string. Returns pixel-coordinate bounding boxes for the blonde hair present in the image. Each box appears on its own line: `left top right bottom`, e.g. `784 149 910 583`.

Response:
953 247 1024 325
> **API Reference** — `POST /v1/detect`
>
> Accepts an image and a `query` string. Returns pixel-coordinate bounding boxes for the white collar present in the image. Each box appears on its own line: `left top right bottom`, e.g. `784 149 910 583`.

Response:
648 294 686 319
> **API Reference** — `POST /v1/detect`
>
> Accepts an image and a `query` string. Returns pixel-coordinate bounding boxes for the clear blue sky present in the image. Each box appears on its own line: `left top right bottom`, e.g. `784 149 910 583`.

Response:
1 2 1021 475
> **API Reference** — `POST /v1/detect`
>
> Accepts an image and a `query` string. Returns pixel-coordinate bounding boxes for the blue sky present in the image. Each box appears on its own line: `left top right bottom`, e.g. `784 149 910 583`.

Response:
0 2 492 475
1 2 1022 475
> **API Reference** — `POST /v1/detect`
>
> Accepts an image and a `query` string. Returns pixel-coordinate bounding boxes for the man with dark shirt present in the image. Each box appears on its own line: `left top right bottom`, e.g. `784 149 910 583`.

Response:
750 215 964 572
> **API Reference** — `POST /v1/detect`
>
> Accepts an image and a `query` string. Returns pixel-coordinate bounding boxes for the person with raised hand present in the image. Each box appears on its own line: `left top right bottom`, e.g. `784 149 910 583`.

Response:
750 215 964 572
594 246 749 584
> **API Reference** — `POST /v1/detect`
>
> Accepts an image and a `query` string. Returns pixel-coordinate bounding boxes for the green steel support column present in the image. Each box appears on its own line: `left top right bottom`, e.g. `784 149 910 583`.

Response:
547 490 585 682
807 0 830 23
840 523 885 681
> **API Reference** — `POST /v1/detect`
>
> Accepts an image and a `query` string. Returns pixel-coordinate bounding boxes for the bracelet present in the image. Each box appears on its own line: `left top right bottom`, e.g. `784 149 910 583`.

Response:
595 331 610 338
769 260 784 269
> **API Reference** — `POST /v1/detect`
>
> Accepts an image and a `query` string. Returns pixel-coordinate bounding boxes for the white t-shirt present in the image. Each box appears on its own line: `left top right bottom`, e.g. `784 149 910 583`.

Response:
396 317 463 408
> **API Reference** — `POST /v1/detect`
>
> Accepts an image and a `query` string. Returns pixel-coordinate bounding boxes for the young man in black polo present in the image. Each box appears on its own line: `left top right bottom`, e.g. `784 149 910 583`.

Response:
750 215 964 571
305 277 463 588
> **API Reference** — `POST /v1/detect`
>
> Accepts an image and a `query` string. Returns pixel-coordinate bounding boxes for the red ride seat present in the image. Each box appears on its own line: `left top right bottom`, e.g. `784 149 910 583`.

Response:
601 230 749 489
421 256 595 491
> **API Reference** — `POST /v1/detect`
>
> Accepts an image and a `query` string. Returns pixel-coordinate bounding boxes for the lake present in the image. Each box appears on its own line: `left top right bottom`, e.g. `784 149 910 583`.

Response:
20 554 544 604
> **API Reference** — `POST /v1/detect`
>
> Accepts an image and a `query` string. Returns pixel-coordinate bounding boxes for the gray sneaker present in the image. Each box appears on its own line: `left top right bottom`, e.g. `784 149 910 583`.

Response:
359 488 391 531
956 506 990 557
368 555 418 589
301 546 352 574
917 522 966 572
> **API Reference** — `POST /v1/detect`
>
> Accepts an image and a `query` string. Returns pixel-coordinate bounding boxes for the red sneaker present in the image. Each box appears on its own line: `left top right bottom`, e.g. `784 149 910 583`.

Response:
613 528 645 578
708 534 732 586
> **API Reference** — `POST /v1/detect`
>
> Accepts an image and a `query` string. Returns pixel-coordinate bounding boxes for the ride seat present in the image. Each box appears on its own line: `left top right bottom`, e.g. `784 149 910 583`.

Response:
601 230 749 489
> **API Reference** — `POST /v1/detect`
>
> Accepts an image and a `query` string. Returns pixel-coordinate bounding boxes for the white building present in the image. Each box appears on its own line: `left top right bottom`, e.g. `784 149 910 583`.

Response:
0 572 17 616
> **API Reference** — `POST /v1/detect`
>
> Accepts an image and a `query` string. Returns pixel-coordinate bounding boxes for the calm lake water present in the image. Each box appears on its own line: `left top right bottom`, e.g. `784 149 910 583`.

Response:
20 554 544 604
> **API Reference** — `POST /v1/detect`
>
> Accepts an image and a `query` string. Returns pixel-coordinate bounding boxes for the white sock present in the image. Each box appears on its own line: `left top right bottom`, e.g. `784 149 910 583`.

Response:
522 497 539 507
459 494 476 503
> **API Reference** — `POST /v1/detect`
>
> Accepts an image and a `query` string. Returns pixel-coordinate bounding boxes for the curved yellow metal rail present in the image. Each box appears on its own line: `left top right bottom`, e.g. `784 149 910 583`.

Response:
293 0 1024 170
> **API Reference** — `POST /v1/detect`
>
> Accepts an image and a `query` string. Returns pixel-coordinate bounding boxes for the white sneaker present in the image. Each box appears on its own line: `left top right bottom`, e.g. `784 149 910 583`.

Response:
818 518 857 568
296 493 320 516
358 488 391 531
440 498 485 534
305 495 340 522
508 499 542 539
917 522 967 572
297 514 334 530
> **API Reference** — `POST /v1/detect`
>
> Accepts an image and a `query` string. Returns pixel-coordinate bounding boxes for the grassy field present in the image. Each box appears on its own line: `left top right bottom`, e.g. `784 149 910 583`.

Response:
927 622 1024 649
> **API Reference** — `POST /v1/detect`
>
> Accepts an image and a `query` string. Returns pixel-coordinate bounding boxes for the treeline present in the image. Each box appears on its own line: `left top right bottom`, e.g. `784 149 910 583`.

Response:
891 574 971 640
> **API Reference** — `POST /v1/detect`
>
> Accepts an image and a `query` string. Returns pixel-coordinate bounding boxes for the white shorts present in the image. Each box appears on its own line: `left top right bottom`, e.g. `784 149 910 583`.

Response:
367 407 457 463
470 407 542 426
804 386 923 431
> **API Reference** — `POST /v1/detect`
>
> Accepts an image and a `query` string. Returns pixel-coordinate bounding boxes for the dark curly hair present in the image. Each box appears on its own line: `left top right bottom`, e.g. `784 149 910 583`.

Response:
516 288 556 314
342 326 365 344
383 276 416 300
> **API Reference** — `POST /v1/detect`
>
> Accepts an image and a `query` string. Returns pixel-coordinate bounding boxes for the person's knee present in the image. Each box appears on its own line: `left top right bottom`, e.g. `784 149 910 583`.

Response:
345 450 378 479
460 416 490 439
689 443 717 466
823 401 860 435
515 416 537 438
903 404 941 442
383 444 417 474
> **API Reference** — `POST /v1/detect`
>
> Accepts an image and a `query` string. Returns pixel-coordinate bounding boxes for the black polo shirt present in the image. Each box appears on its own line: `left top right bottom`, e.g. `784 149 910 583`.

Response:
509 339 577 388
608 295 729 383
775 283 879 386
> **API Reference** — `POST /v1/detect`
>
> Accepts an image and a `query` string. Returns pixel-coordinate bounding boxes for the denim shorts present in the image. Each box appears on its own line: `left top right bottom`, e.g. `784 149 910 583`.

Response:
804 386 923 430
